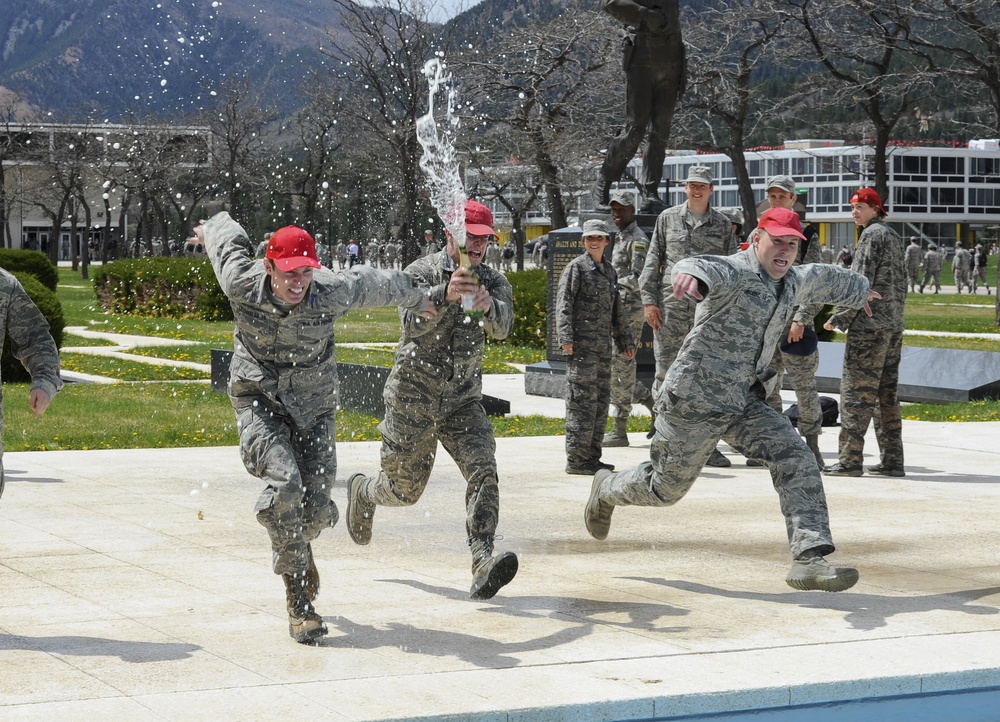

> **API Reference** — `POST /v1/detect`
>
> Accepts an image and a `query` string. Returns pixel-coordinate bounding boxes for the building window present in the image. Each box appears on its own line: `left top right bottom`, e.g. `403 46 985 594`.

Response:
893 186 927 212
970 157 1000 182
970 188 1000 214
792 156 813 177
930 186 964 213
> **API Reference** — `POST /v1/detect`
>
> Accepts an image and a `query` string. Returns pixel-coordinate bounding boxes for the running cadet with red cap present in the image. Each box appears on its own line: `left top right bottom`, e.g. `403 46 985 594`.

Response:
584 205 881 593
194 212 434 644
824 187 907 478
345 199 520 601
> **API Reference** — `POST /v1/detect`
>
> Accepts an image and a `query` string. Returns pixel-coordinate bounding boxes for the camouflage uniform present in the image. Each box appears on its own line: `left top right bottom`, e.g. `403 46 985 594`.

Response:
828 218 907 471
608 220 653 426
973 245 990 294
204 212 426 576
0 270 62 498
919 247 942 293
639 201 732 394
593 250 870 558
557 251 634 469
354 250 514 542
953 245 973 293
764 226 825 437
903 241 922 293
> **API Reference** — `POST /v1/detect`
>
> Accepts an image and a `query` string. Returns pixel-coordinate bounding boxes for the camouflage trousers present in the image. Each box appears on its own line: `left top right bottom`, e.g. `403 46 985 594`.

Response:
596 390 835 558
838 328 904 469
764 340 822 437
921 269 941 292
359 398 500 540
650 295 696 397
955 269 973 292
973 267 990 291
565 352 613 468
906 265 920 292
609 292 653 420
235 398 339 576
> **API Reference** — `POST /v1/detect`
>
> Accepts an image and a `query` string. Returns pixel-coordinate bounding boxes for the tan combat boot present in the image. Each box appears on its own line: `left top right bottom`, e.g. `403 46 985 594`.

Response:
469 535 518 600
602 417 629 447
283 570 327 644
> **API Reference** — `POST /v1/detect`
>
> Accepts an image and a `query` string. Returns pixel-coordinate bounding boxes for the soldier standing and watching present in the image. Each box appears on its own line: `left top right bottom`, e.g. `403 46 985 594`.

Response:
558 219 635 475
752 175 827 470
603 190 656 448
825 188 906 478
0 269 62 500
584 207 877 592
973 243 990 294
423 229 439 257
197 213 433 644
953 242 973 294
345 200 519 601
640 165 733 467
903 237 922 293
919 243 942 293
593 0 686 214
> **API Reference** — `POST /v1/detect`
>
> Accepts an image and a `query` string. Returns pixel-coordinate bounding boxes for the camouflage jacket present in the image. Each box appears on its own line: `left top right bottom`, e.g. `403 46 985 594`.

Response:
661 248 870 415
922 249 943 272
904 243 922 270
639 202 732 308
953 247 972 272
610 220 649 297
828 219 906 333
383 250 513 413
204 212 426 429
556 252 634 356
0 269 62 400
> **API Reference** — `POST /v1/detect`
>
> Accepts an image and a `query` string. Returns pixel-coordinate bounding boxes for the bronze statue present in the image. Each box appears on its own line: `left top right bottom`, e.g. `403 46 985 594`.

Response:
594 0 686 214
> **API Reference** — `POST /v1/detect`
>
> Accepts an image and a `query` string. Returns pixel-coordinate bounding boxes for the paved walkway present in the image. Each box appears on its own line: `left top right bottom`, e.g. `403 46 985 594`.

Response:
3 381 1000 720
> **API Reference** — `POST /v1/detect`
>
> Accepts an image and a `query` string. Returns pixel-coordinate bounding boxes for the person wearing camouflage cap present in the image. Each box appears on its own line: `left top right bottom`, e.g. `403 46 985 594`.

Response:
903 237 922 293
585 206 878 593
558 219 635 474
196 213 434 644
639 164 733 466
602 189 657 447
0 269 62 502
919 242 942 293
953 242 973 293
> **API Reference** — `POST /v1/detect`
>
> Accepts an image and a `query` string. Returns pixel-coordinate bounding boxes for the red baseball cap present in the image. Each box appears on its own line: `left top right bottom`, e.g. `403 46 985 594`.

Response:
464 199 495 237
266 226 322 271
850 187 887 215
757 207 805 240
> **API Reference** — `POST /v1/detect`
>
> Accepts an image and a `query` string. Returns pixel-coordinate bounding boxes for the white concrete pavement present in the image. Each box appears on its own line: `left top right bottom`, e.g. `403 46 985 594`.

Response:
3 375 1000 720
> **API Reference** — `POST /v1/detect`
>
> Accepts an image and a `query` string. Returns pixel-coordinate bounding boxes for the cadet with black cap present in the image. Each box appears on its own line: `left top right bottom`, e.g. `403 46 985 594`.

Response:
196 213 433 644
603 188 657 447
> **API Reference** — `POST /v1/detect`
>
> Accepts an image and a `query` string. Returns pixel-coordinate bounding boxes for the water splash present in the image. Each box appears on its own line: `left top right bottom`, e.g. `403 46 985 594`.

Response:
416 58 466 250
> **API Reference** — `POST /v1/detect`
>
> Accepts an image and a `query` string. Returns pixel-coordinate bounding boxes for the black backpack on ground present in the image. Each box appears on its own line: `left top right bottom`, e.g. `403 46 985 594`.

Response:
784 396 839 427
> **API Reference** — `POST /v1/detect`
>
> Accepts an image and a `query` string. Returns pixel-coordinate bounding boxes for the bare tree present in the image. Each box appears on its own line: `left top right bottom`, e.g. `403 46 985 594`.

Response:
783 0 933 200
322 0 453 265
0 90 42 249
907 0 1000 137
673 0 790 228
456 4 618 232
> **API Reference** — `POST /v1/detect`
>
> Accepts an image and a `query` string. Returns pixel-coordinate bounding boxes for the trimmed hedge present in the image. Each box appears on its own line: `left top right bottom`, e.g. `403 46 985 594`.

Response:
0 249 58 291
92 258 233 321
1 271 64 383
502 268 548 349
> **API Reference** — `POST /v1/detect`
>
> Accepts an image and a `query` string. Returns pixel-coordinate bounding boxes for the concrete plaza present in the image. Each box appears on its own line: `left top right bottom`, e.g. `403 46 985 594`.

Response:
2 377 1000 720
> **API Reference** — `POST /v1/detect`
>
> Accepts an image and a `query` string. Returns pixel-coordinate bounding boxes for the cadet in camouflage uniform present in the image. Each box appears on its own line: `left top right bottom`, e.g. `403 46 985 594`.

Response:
346 200 519 601
757 176 827 469
0 269 62 499
953 242 973 293
903 237 922 293
919 243 942 293
603 189 655 447
640 165 733 467
199 212 431 644
825 188 907 478
973 243 990 294
558 219 635 474
585 207 876 592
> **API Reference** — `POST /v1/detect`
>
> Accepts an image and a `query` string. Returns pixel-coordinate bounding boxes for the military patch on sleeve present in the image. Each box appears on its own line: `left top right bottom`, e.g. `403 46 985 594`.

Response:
634 240 647 251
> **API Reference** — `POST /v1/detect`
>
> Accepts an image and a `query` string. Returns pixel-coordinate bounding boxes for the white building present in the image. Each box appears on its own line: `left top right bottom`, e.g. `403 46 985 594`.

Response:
622 140 1000 251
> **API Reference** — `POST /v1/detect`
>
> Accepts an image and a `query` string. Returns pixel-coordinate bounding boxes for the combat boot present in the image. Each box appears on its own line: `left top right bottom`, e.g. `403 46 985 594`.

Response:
469 534 518 600
786 553 859 592
346 472 376 545
645 406 658 439
592 178 612 210
302 543 320 602
805 434 826 471
283 570 327 643
602 417 629 447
